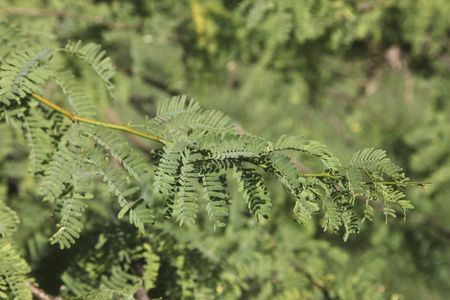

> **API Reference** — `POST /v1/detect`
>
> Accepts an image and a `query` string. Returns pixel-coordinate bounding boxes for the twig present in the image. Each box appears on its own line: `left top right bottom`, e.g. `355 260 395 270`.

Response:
31 93 166 144
0 7 142 30
292 263 337 300
140 74 181 97
363 181 431 187
29 283 62 300
324 112 353 145
133 261 151 300
123 66 182 97
105 108 154 152
302 172 430 187
135 286 150 300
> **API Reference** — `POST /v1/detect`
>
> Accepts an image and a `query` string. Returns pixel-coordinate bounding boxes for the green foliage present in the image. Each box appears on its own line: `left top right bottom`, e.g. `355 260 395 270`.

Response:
0 37 412 295
0 201 32 300
0 200 19 239
0 47 53 105
48 130 94 249
63 41 115 96
60 228 144 298
0 0 448 299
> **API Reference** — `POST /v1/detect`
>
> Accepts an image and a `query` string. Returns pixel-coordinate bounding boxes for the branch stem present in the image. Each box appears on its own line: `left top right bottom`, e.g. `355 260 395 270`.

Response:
0 7 141 30
28 283 62 300
31 93 166 144
301 172 429 186
303 173 340 179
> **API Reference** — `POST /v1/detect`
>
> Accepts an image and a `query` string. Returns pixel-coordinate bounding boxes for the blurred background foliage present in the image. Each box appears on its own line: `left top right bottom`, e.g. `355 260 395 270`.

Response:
0 0 449 299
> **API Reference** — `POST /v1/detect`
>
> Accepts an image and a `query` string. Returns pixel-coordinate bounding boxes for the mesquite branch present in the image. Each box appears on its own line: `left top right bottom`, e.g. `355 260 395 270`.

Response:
30 92 428 187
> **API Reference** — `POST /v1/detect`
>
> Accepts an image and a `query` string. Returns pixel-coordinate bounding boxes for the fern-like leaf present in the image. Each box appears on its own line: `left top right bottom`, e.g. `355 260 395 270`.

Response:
22 108 54 174
265 153 302 197
148 96 235 137
0 241 33 300
199 133 267 160
89 128 148 182
0 200 19 239
235 167 272 221
202 172 229 229
49 161 93 249
40 127 88 202
173 149 200 226
142 243 160 291
100 266 141 296
350 148 405 181
0 48 53 105
88 148 153 232
341 210 360 241
274 135 341 170
0 202 32 300
63 41 115 96
157 95 201 116
349 148 413 222
47 129 94 249
153 142 185 196
321 196 342 233
55 71 97 118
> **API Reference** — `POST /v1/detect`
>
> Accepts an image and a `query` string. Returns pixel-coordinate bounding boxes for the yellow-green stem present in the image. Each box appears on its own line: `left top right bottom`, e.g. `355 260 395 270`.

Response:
302 173 340 179
302 172 429 187
31 93 166 144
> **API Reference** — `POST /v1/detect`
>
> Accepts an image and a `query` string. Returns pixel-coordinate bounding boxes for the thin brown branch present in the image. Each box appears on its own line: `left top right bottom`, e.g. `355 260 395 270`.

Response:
133 261 151 300
324 112 354 145
140 74 181 97
123 66 181 97
0 7 142 30
292 262 337 300
29 283 62 300
135 286 150 300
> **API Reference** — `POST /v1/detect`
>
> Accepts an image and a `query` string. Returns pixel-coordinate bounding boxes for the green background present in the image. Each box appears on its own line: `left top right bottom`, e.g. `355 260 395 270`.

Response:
1 0 449 299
